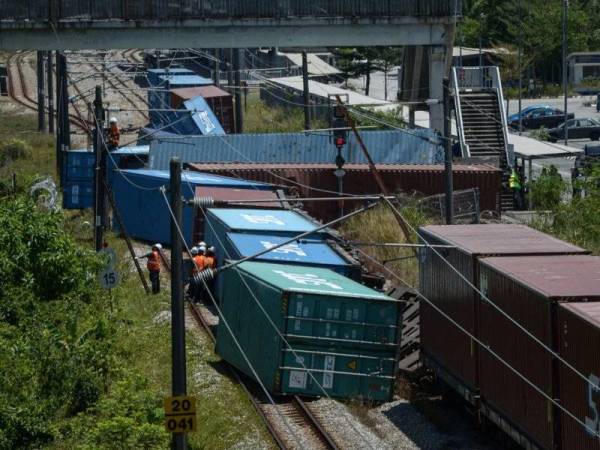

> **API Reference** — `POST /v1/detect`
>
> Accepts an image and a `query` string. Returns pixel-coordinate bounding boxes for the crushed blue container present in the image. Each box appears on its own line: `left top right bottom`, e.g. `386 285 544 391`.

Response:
111 170 274 246
162 96 225 136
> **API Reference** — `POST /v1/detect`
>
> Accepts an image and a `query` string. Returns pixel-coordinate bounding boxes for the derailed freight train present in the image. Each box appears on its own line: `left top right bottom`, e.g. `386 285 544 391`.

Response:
419 224 600 450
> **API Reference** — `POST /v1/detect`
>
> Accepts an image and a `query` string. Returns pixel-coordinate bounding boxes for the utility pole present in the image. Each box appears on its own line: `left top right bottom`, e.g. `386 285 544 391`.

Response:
517 0 524 134
37 51 46 132
47 50 54 134
93 86 106 252
227 49 234 89
169 157 187 450
55 52 62 175
563 0 569 146
443 78 454 225
302 50 311 130
213 49 220 87
55 52 70 182
233 49 243 133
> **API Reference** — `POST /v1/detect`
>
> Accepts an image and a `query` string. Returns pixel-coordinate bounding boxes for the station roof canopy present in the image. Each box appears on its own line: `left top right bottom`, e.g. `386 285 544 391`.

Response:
509 133 583 160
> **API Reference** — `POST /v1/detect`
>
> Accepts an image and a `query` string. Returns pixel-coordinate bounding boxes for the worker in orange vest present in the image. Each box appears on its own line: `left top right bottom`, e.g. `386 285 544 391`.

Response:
205 246 217 269
139 243 162 294
107 117 121 150
189 246 207 302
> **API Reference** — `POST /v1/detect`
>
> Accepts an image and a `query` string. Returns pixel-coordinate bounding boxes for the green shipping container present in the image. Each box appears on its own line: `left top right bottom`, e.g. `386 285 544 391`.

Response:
215 261 399 401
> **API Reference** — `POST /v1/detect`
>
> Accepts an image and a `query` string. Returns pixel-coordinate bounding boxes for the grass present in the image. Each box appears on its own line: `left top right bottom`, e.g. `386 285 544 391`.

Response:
0 104 274 449
244 91 327 133
339 198 438 288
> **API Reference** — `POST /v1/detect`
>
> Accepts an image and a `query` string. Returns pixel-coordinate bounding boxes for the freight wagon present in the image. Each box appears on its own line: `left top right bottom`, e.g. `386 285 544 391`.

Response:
478 255 600 450
418 224 586 405
215 261 400 401
171 86 235 134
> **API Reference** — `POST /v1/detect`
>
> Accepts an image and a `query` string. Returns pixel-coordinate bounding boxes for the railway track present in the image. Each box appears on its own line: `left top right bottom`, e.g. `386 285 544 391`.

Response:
188 302 340 450
7 51 91 134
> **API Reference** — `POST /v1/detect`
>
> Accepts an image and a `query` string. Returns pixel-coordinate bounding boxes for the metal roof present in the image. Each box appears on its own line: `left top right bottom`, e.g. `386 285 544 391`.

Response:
420 224 586 256
480 255 600 298
148 129 443 169
281 53 342 76
509 133 583 160
267 76 390 106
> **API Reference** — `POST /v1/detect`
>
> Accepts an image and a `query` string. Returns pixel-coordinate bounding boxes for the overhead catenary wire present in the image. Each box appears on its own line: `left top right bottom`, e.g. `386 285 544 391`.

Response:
379 196 600 395
193 195 378 450
158 186 307 449
356 247 600 439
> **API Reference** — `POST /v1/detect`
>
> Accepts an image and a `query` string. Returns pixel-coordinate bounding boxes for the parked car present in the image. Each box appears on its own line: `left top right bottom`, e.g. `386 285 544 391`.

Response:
507 106 575 130
548 118 600 142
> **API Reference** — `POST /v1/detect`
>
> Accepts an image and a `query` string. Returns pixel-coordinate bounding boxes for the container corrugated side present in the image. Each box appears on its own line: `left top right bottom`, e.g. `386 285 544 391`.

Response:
419 229 478 395
190 163 502 222
558 302 600 450
215 262 399 401
478 261 556 450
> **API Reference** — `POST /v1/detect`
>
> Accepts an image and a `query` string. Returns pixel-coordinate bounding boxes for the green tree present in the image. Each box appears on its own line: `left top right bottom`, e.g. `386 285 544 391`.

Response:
334 47 401 96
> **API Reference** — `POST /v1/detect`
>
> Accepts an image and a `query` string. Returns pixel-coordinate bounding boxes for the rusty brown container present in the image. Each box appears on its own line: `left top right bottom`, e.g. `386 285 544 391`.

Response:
171 86 235 133
558 302 600 450
193 186 287 243
478 255 600 450
418 225 587 405
189 163 502 223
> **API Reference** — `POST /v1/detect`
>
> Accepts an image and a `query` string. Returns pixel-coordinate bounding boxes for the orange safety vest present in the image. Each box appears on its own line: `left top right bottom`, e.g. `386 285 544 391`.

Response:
204 255 216 269
192 255 206 274
108 125 121 147
147 251 161 272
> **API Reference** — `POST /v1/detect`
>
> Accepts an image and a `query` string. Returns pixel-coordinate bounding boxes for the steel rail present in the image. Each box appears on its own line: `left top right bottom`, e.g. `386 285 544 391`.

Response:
188 302 339 450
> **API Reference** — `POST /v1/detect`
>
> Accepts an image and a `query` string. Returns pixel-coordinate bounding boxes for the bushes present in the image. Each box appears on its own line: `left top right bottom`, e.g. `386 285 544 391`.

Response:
528 165 567 210
0 139 30 167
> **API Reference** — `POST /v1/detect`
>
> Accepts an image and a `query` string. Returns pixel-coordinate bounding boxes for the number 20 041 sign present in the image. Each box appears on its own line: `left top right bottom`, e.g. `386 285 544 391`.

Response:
164 396 197 433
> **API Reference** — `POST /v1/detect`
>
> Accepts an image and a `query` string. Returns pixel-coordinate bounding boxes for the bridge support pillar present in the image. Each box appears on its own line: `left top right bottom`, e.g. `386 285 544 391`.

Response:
429 46 446 133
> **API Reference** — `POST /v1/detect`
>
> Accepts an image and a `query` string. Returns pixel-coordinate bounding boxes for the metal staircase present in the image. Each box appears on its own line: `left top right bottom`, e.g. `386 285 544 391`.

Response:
452 66 515 211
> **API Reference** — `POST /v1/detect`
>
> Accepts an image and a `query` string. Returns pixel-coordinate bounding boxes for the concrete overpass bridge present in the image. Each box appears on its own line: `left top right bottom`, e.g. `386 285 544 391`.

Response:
0 0 461 129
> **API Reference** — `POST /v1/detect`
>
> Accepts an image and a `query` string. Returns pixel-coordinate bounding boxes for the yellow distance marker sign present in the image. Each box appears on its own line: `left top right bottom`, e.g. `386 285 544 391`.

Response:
164 396 197 433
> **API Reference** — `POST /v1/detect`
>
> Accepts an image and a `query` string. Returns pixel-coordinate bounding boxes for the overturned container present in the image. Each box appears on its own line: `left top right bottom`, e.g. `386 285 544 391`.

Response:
215 261 399 401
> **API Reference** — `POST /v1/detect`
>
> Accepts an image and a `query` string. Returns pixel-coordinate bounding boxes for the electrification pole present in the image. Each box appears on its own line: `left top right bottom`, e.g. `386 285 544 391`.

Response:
443 78 454 224
563 0 569 146
169 158 187 450
93 86 106 252
37 51 46 132
302 50 311 130
47 50 54 134
233 49 244 133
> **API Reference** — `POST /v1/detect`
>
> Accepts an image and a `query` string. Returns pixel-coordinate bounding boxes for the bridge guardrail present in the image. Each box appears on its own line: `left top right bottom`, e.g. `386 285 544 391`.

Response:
0 0 462 21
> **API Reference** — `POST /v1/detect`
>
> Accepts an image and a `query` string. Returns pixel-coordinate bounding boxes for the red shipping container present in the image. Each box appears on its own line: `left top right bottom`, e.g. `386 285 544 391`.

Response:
190 163 503 223
418 225 586 405
478 255 600 450
171 86 235 134
558 302 600 450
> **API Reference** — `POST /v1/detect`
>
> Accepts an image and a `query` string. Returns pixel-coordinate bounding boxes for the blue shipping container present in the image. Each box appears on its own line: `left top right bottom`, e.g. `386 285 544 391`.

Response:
112 170 274 246
203 208 328 271
62 149 95 209
147 68 194 86
162 96 225 136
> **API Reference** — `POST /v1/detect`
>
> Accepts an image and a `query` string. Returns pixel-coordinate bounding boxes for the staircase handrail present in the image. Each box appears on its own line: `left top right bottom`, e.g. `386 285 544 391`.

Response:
489 66 513 168
451 67 470 157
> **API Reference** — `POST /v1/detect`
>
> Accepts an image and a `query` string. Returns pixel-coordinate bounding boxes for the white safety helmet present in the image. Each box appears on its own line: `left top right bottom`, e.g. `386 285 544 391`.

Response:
190 247 199 256
109 117 118 124
198 246 207 254
197 241 207 248
208 246 216 253
154 243 162 250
